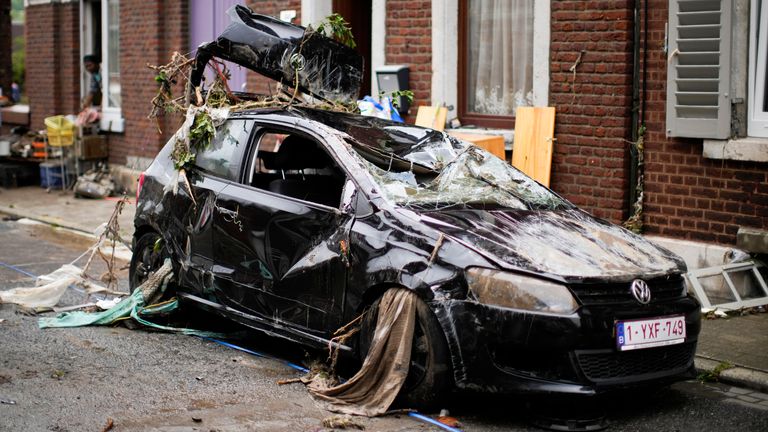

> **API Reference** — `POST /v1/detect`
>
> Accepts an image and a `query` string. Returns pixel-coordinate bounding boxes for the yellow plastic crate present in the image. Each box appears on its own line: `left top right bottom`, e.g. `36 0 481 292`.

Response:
45 115 75 147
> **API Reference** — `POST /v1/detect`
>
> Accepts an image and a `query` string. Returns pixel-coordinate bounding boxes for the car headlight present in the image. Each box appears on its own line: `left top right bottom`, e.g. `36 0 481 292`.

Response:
465 268 578 315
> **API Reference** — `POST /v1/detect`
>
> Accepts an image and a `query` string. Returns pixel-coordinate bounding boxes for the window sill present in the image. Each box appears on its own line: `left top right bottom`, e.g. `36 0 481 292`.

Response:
702 137 768 163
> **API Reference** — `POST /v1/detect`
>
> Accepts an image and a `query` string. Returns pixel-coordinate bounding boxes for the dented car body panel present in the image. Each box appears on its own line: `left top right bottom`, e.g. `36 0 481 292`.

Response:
190 5 363 103
135 107 700 395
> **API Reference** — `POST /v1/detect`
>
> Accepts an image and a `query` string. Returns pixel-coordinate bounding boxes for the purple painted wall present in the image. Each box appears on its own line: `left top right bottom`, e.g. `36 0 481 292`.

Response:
190 0 247 92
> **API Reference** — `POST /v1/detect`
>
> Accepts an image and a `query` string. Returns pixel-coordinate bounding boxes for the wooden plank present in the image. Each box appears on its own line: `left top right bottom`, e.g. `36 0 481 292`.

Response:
447 132 506 160
511 107 556 187
415 106 448 131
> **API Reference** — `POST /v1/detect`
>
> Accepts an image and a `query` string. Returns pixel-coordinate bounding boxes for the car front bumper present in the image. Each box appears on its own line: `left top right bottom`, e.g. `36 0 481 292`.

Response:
431 295 701 395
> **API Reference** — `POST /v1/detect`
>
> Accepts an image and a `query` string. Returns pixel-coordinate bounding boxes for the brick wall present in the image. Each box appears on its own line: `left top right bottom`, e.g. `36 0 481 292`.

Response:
0 0 11 97
385 0 430 123
245 0 301 95
548 1 636 223
109 0 188 165
641 0 767 244
25 1 80 130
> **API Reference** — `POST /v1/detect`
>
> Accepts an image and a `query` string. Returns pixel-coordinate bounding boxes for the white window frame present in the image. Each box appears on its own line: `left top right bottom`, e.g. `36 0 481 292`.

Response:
79 0 123 132
430 0 550 121
747 0 768 137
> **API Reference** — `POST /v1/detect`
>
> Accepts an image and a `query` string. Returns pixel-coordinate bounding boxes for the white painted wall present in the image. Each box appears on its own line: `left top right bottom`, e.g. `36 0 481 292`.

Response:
371 0 387 97
300 0 332 28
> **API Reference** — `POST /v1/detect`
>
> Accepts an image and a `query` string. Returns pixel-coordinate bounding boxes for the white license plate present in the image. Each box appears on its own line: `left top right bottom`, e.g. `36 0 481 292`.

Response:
615 315 686 351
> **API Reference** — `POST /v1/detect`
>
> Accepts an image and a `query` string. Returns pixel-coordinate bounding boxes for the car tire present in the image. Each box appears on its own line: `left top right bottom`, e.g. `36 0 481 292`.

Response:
358 291 452 410
129 231 169 294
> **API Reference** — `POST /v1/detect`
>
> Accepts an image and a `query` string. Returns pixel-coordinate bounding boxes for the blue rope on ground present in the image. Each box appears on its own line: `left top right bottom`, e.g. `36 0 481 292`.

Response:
0 261 38 278
408 412 464 432
198 336 464 431
198 336 310 373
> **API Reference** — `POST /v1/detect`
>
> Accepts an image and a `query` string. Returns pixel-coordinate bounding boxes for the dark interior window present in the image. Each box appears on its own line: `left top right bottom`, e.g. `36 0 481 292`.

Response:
248 131 346 208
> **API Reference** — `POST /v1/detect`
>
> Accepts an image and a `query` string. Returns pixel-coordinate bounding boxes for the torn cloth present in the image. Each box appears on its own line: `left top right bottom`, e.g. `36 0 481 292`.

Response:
306 288 417 416
0 265 114 310
38 260 224 338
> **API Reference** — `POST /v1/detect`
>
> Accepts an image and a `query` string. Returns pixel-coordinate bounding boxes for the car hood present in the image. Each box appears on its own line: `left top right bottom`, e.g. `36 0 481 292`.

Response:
416 208 685 282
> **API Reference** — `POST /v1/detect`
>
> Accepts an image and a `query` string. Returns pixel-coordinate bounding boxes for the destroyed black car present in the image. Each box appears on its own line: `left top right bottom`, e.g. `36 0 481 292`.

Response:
132 106 701 402
132 4 700 405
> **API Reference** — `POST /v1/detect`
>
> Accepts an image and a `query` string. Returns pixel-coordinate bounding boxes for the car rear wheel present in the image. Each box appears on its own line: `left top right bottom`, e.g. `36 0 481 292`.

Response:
358 291 452 410
129 231 168 294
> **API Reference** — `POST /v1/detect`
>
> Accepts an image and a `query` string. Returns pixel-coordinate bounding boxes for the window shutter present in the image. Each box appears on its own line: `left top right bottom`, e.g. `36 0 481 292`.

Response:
666 0 732 139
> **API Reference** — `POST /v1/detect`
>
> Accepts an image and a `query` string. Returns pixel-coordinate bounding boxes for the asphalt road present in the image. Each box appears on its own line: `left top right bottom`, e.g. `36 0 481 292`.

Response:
1 218 767 431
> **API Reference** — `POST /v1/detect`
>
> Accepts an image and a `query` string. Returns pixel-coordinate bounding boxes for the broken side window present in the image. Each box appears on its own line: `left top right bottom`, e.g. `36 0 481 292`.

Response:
247 130 347 208
193 119 254 181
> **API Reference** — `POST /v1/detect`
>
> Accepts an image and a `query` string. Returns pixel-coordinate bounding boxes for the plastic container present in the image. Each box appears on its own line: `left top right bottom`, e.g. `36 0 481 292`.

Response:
40 162 64 188
45 115 75 147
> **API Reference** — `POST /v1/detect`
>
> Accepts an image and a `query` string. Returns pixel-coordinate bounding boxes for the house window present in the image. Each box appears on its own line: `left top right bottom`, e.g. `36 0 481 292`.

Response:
748 0 768 138
458 0 533 128
80 0 123 132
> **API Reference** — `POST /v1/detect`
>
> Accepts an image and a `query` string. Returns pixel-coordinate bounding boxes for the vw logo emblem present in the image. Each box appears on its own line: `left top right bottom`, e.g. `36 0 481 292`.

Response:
630 279 651 304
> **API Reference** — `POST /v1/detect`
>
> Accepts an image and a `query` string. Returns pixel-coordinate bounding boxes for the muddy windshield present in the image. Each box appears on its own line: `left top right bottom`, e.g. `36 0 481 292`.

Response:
350 127 572 211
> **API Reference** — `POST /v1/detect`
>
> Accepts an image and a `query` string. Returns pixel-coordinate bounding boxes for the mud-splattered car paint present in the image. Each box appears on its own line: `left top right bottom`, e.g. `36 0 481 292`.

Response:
133 106 701 396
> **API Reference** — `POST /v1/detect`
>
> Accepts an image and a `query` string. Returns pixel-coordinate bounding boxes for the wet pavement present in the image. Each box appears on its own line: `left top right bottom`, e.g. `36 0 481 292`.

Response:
2 187 768 430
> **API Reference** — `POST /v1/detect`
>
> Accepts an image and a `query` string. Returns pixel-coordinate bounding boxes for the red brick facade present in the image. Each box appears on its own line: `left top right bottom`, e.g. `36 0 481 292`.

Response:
385 0 431 122
23 0 766 246
641 0 767 244
0 0 12 97
548 1 635 223
25 1 81 130
109 0 188 164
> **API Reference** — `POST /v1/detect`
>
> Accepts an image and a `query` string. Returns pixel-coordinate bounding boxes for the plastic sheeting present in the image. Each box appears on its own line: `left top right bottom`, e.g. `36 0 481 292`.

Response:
0 265 115 310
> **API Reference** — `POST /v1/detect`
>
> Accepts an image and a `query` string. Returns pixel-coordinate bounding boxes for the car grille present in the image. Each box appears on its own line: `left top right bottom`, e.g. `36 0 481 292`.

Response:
575 343 696 383
569 275 686 305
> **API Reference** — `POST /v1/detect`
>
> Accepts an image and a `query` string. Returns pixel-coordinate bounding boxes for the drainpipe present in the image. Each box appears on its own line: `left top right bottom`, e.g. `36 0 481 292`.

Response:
628 0 642 217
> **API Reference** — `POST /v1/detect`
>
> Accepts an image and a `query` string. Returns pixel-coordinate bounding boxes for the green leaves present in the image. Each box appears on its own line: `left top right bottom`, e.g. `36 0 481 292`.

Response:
315 13 356 49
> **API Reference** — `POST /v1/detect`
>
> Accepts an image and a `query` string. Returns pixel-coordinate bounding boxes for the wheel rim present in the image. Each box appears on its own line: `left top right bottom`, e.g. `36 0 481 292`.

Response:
131 234 162 290
402 316 429 392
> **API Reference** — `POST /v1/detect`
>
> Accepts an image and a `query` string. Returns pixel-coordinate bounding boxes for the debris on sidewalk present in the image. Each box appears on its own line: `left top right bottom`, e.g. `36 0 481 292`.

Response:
100 417 115 432
437 409 461 428
74 168 116 199
321 414 365 430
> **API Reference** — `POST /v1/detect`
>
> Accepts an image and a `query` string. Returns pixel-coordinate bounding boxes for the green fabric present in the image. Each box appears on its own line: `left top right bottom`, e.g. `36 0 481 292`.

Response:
38 262 224 338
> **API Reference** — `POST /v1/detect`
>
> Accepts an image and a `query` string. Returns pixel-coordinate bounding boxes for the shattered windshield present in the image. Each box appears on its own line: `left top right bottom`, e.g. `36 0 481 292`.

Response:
350 127 572 210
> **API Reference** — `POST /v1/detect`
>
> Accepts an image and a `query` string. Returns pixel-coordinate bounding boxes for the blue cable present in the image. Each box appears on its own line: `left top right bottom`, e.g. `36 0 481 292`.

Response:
199 336 463 431
0 261 38 278
408 412 464 432
199 336 310 373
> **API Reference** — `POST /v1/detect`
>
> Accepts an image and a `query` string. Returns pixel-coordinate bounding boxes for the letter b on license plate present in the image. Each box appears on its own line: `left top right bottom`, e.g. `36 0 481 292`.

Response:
616 315 686 351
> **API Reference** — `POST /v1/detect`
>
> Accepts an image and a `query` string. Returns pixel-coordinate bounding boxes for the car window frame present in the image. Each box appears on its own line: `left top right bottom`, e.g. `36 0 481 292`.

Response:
191 118 257 183
237 117 361 213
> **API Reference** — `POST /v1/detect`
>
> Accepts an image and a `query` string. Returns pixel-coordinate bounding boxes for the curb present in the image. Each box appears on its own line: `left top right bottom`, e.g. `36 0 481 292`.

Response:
695 356 768 394
0 204 96 237
0 205 133 262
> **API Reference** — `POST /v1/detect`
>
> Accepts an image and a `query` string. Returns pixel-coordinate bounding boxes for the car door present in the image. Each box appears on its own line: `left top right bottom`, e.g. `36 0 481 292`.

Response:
211 126 351 334
180 117 254 297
